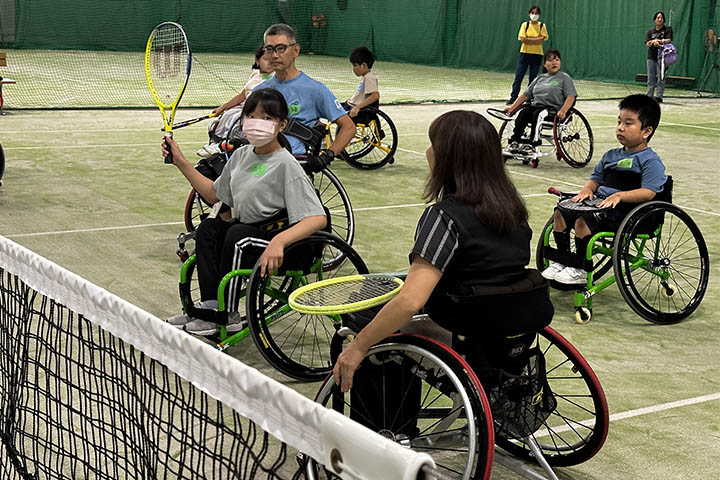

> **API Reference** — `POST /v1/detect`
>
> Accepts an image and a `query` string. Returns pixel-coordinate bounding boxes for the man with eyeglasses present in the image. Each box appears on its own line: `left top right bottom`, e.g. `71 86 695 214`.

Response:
255 23 355 172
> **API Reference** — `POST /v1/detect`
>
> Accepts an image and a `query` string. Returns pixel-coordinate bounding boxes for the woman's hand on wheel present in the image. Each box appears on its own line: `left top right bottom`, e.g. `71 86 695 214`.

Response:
333 342 367 392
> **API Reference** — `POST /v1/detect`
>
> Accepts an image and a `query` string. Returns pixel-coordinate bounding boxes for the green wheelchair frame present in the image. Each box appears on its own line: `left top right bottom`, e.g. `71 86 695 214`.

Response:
537 178 709 324
178 231 368 381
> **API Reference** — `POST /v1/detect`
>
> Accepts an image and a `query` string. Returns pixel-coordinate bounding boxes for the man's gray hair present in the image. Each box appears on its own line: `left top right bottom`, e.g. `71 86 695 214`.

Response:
264 23 297 43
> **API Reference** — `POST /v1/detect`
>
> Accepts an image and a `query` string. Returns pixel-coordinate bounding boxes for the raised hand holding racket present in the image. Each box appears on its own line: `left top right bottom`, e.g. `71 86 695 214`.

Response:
145 22 191 163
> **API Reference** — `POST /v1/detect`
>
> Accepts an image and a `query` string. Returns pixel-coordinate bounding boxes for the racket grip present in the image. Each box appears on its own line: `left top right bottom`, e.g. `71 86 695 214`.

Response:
548 187 562 196
163 132 173 164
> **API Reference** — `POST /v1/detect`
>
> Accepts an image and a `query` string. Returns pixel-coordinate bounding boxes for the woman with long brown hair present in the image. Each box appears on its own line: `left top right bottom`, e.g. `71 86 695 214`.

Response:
333 110 553 392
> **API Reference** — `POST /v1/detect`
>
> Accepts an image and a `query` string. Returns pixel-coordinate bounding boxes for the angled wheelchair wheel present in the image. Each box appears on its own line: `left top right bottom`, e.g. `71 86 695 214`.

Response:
306 334 494 480
310 169 355 265
553 108 593 168
332 108 398 170
494 327 608 467
183 188 213 232
613 201 709 324
498 118 514 157
535 215 614 281
0 143 5 187
246 233 368 381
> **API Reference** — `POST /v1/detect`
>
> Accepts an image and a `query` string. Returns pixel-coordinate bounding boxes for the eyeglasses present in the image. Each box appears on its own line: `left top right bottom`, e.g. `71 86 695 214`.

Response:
262 43 297 54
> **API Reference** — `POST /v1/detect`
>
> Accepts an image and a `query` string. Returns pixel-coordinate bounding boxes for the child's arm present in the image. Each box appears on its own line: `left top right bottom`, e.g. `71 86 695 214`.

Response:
163 137 219 204
597 188 656 209
556 95 576 121
258 215 328 276
349 91 380 118
213 90 248 115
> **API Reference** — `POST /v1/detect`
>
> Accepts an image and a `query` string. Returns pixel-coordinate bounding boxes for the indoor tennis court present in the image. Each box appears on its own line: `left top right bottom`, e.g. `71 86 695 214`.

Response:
2 1 719 479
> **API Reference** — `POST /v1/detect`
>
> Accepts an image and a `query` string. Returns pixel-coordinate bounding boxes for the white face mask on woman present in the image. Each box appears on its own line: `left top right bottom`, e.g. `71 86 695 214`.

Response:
242 118 278 147
530 13 540 21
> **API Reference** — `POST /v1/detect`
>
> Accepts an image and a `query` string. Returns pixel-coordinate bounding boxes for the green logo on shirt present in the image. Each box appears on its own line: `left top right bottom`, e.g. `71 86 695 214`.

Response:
249 163 268 176
617 158 633 169
288 104 301 115
549 80 559 86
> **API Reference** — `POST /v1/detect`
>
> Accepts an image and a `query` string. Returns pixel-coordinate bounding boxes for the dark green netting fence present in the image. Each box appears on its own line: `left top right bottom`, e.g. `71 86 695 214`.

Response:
0 0 718 109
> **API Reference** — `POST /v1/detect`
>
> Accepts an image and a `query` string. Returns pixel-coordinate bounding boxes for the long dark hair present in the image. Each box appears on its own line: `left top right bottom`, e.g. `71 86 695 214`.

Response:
424 110 528 232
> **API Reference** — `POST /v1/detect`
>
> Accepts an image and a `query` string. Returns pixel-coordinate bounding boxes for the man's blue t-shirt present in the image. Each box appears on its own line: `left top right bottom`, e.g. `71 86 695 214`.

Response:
255 72 347 154
590 147 667 197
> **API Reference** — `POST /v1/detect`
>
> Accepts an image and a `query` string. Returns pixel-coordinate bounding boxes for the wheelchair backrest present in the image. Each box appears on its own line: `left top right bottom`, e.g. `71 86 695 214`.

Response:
631 175 674 235
283 118 326 156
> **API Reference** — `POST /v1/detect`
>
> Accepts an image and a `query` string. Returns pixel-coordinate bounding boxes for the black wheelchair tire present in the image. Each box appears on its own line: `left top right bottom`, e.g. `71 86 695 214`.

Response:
311 168 355 266
494 327 609 466
340 107 398 170
245 233 368 381
613 201 709 324
0 143 5 187
306 334 494 480
554 108 593 168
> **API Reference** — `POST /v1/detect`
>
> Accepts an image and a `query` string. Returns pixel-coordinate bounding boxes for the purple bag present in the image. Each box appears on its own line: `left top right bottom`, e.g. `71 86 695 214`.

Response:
658 43 678 66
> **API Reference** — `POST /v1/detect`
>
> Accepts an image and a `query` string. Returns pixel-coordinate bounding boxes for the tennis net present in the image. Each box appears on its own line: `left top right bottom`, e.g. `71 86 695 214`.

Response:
0 235 433 479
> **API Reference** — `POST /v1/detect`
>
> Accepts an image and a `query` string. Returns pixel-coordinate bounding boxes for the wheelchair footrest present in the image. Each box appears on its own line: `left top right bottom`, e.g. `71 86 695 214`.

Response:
186 305 229 325
542 246 594 271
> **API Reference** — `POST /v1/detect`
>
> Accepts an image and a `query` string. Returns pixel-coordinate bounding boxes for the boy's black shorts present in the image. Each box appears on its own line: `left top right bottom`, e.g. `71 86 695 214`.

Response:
555 202 634 234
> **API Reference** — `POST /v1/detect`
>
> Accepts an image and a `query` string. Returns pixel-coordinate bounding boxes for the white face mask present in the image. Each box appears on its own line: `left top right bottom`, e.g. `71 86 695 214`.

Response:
242 118 278 147
530 13 540 21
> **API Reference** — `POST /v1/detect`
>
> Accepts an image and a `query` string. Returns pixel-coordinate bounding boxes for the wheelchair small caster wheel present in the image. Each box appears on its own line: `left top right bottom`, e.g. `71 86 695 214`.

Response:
661 283 676 299
531 159 539 168
575 307 591 324
522 159 530 165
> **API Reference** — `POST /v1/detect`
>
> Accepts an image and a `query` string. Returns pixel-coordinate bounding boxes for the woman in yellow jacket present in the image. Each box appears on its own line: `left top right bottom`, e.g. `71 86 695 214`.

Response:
507 5 549 104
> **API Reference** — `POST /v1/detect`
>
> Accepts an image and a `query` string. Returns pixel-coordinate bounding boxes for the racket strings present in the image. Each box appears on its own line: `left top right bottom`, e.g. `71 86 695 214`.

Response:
149 26 189 99
293 277 400 308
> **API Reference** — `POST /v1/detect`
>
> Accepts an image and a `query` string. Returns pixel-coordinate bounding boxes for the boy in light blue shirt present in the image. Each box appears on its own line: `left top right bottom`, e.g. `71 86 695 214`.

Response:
542 94 666 284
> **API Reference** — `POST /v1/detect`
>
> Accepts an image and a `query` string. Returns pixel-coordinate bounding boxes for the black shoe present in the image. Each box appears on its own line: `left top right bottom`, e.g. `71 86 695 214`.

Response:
654 97 663 103
505 99 516 105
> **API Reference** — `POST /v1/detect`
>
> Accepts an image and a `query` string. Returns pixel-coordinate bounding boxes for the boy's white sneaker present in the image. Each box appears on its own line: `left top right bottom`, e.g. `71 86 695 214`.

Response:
541 263 566 281
554 267 587 285
196 143 222 158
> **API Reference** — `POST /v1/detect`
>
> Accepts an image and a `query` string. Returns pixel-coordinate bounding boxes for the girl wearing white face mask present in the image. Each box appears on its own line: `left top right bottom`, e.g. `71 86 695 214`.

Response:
163 88 327 336
507 5 549 105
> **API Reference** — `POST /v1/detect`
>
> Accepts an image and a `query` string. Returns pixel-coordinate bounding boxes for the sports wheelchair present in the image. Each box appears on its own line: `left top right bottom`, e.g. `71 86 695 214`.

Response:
537 177 710 324
178 116 355 261
303 280 608 479
179 231 368 381
487 105 593 169
324 106 398 170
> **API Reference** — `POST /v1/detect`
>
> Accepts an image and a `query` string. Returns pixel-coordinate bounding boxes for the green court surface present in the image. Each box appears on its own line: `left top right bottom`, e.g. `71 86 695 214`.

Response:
1 97 718 479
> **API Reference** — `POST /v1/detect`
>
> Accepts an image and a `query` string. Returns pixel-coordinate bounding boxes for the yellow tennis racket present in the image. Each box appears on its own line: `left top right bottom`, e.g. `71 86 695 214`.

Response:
289 274 404 315
145 21 191 163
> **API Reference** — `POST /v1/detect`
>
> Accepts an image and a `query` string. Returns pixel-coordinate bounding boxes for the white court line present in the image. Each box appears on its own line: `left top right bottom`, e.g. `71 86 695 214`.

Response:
535 391 720 438
7 195 549 238
397 146 426 156
401 145 720 217
4 143 170 150
595 113 720 132
6 222 184 238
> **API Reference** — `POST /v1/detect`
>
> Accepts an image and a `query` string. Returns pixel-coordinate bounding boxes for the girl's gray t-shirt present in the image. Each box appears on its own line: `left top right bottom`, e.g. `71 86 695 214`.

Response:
214 145 325 224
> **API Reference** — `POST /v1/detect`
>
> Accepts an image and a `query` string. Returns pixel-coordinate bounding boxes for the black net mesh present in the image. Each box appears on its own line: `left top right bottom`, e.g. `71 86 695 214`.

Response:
0 268 304 480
